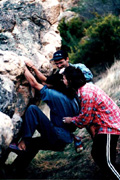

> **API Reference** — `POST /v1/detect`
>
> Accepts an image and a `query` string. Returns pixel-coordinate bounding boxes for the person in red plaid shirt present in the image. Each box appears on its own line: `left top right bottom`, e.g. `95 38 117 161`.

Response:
62 66 120 179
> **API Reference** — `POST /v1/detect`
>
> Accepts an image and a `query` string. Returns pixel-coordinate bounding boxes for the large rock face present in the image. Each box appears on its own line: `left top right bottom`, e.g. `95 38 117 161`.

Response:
0 0 61 64
0 0 79 157
0 0 64 157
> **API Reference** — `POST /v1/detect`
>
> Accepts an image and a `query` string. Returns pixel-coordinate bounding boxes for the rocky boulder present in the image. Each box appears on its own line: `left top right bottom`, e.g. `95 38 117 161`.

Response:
0 0 78 158
0 0 61 157
0 50 28 156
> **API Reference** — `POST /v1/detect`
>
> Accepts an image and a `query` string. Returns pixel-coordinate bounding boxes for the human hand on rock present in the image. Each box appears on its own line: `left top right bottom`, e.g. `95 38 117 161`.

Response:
24 59 34 68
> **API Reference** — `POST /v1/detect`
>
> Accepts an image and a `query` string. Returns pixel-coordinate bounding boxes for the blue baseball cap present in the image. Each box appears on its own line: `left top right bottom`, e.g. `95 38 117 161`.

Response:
50 50 68 61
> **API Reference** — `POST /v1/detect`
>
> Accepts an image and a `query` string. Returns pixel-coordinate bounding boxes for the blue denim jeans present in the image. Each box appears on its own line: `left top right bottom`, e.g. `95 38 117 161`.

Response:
22 86 80 145
23 105 75 145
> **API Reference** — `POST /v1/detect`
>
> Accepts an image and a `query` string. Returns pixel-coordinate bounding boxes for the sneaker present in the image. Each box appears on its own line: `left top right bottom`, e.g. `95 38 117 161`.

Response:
74 135 83 153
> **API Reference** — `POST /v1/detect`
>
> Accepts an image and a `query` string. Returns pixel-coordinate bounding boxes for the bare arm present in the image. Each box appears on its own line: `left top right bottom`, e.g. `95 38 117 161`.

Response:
24 66 43 91
32 65 47 83
24 60 47 83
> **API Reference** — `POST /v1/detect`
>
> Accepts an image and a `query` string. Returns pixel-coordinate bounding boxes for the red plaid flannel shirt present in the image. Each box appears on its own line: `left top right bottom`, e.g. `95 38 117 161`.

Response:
71 83 120 135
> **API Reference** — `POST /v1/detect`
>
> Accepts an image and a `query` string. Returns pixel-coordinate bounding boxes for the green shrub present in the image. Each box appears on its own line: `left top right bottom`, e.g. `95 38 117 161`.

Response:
58 17 86 52
68 14 120 66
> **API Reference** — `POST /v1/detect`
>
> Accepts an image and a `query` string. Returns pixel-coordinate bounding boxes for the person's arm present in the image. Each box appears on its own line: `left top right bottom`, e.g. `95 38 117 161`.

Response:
24 66 43 90
32 65 47 83
63 88 94 128
63 116 97 138
24 60 47 83
63 110 90 128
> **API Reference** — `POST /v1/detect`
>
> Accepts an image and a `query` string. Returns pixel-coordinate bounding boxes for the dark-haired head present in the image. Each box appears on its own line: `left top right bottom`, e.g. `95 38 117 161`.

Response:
63 66 86 91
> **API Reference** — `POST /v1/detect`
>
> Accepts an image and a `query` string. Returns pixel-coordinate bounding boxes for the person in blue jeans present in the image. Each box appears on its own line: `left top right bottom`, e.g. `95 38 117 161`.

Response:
8 65 83 177
18 84 80 151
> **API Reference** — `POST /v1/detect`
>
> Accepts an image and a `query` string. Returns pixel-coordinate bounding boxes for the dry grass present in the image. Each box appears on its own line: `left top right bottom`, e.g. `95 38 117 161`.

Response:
95 60 120 106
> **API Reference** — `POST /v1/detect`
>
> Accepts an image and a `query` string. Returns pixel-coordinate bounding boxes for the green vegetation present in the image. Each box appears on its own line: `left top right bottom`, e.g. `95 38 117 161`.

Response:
58 14 120 67
58 17 85 52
